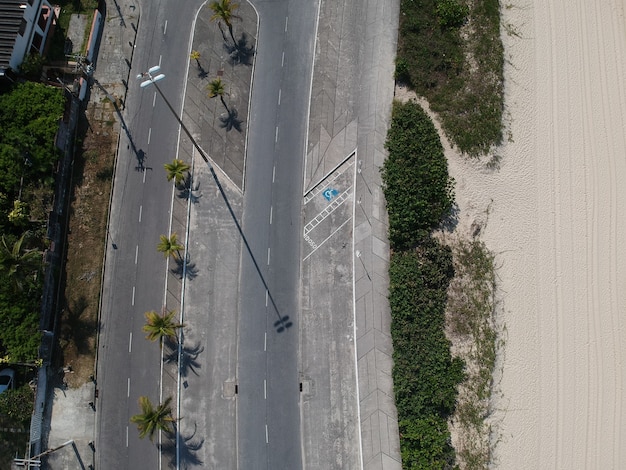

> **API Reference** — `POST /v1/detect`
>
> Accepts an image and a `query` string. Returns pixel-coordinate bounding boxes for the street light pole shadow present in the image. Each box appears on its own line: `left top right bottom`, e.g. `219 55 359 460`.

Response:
138 67 291 333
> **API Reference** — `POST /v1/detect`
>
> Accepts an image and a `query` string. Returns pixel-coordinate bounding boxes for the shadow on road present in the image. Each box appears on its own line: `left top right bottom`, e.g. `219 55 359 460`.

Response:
160 422 204 468
218 108 243 132
170 253 199 281
177 173 201 204
163 340 204 378
225 32 255 66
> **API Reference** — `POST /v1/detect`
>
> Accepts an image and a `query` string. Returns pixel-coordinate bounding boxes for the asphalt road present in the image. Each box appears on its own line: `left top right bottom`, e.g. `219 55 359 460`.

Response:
237 0 319 468
96 0 202 468
97 0 319 467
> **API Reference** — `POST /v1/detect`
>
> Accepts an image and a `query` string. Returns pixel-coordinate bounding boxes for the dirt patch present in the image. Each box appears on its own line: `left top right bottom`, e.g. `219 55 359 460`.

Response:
57 99 118 388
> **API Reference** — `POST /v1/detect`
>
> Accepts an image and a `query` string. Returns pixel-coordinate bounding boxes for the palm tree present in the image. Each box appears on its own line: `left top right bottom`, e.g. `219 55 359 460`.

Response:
208 0 241 45
207 78 229 113
0 233 41 290
157 233 184 260
164 158 190 186
130 396 175 441
190 50 202 68
143 309 184 346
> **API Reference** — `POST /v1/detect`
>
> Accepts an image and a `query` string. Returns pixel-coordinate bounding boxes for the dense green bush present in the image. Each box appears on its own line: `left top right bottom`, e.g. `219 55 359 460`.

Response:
382 101 454 251
390 241 464 469
0 82 63 362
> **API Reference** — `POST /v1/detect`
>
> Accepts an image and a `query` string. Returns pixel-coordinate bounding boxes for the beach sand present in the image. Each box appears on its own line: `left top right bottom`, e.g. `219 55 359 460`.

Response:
441 1 626 467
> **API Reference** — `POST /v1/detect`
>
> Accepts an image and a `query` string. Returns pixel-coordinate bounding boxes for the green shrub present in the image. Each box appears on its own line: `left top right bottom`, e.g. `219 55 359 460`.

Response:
399 415 456 469
390 241 464 469
382 101 454 251
436 0 469 28
0 384 34 425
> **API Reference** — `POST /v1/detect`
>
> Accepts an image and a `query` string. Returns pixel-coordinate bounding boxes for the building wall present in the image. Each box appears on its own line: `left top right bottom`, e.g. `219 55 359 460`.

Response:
9 0 54 71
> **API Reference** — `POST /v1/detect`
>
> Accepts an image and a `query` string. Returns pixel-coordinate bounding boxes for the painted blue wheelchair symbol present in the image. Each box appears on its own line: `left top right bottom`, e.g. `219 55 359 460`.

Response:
323 188 339 201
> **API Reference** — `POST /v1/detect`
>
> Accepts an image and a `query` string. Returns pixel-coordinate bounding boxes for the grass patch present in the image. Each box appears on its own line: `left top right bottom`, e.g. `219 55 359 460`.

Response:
396 0 504 156
446 238 500 469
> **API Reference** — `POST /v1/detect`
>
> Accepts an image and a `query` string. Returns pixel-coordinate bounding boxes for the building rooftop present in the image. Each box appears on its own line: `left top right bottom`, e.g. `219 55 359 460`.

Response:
0 0 27 70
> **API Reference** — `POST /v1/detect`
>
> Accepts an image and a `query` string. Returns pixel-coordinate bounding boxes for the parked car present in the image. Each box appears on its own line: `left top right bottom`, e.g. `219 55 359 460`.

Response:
0 368 16 395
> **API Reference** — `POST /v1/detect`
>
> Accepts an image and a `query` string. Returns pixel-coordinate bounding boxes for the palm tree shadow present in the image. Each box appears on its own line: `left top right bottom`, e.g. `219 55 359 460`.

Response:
224 32 255 66
163 341 204 378
219 108 243 132
177 173 202 204
170 253 199 280
160 422 204 469
197 65 209 79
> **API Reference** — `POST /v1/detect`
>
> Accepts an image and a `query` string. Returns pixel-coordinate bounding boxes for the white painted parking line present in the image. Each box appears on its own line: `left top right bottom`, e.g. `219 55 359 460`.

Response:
303 217 352 262
303 186 352 235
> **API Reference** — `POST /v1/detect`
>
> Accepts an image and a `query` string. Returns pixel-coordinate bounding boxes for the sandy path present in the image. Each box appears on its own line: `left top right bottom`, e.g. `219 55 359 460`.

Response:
444 1 626 468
